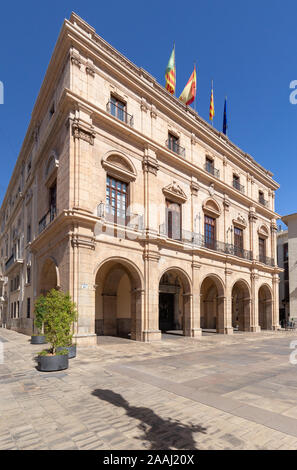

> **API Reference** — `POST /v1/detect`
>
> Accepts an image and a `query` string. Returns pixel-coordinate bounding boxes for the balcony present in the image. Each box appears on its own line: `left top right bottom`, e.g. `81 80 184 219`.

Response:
204 162 220 179
39 206 57 234
5 254 23 275
259 196 268 207
166 139 185 158
106 101 134 127
159 226 253 261
233 179 245 194
257 255 275 267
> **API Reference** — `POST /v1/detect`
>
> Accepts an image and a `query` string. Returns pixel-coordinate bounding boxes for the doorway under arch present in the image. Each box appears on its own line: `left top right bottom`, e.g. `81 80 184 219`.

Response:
39 258 59 295
200 275 225 333
95 258 143 340
231 280 251 331
158 269 191 335
258 285 273 330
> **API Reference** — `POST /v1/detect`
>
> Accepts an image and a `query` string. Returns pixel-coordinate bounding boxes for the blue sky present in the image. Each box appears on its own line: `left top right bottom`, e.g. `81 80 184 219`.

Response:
0 0 296 223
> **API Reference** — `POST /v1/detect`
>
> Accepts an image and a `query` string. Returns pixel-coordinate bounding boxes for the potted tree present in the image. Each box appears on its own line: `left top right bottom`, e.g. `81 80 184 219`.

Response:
37 289 77 372
31 294 47 344
57 292 78 358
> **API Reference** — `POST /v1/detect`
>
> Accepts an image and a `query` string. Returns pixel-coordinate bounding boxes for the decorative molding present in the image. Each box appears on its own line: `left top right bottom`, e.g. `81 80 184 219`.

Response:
86 65 95 77
208 183 215 197
191 133 197 145
140 98 149 112
162 181 187 204
72 119 95 145
202 197 221 218
70 52 82 68
248 208 258 222
71 233 96 250
258 224 269 238
143 250 160 262
223 194 230 210
142 154 159 176
233 214 247 229
190 178 199 196
150 104 157 119
102 153 136 182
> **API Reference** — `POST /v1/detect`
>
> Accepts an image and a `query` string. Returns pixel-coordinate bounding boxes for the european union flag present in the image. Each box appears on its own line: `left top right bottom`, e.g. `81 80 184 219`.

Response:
223 97 227 135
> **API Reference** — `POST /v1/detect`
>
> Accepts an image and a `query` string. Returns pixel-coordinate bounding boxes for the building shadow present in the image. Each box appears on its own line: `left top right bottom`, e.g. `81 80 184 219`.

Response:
92 388 207 450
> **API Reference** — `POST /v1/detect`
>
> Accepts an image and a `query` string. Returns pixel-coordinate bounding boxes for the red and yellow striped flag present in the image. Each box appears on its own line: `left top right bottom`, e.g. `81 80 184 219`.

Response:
209 81 215 121
165 46 176 95
179 66 197 106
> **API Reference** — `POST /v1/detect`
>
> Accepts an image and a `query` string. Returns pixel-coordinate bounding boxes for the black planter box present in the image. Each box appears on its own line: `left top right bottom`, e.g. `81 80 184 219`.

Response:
37 354 69 372
57 344 77 359
31 335 46 344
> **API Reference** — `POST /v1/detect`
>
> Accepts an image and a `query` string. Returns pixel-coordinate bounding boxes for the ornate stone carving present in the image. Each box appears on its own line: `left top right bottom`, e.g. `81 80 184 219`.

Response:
190 178 199 196
233 214 247 229
150 104 157 119
72 119 95 145
191 133 197 145
142 154 159 176
223 194 230 210
208 183 215 197
86 65 95 77
140 98 149 112
70 53 81 68
162 181 187 204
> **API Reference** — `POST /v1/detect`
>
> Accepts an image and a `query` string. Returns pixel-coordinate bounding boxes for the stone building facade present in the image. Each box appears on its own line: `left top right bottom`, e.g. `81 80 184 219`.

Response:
277 213 297 324
0 13 281 344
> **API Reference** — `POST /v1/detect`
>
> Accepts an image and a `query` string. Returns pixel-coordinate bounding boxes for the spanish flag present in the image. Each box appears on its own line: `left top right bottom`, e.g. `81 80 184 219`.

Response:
165 46 176 95
179 66 196 106
209 81 215 122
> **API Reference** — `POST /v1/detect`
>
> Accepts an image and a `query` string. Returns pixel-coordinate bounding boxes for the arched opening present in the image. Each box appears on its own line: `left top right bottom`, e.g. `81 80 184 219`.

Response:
232 280 251 331
39 258 58 295
258 285 273 330
200 275 225 333
95 259 142 340
158 269 191 335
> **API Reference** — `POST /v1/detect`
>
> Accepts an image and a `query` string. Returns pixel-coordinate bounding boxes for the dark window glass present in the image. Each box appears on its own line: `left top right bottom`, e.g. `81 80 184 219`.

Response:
166 200 181 240
106 176 127 225
167 133 179 153
110 95 126 122
234 227 243 256
204 215 216 249
259 237 266 261
27 298 31 319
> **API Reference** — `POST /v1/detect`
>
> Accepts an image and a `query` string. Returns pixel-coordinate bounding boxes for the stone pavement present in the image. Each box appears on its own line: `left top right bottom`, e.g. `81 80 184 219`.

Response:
1 328 297 450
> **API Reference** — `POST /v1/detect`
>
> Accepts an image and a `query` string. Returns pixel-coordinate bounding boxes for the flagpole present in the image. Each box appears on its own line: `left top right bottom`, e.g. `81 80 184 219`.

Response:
211 80 214 127
194 62 196 112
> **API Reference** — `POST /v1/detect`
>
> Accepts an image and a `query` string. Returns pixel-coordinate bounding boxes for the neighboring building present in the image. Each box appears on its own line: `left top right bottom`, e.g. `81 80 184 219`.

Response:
278 213 297 324
0 13 281 344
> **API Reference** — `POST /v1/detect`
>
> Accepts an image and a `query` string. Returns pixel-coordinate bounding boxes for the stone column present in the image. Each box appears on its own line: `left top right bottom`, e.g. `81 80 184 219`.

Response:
191 260 202 336
249 207 258 260
272 274 280 330
224 268 234 334
250 271 260 332
183 292 192 336
271 219 278 264
131 288 144 341
72 230 97 346
143 247 161 342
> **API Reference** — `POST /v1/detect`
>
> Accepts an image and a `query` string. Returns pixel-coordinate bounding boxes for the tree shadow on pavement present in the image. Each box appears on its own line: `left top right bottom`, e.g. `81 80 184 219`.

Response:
92 388 207 450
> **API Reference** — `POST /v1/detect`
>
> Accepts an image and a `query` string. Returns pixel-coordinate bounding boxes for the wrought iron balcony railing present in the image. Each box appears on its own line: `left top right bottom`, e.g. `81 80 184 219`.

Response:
204 162 220 179
166 139 186 158
5 253 23 274
100 203 144 231
159 226 253 261
106 101 134 127
39 206 57 234
257 255 275 266
233 179 245 193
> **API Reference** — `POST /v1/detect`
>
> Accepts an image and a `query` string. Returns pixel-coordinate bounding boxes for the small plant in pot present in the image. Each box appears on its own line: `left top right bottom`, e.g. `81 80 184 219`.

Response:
31 294 47 344
56 292 78 359
37 289 77 372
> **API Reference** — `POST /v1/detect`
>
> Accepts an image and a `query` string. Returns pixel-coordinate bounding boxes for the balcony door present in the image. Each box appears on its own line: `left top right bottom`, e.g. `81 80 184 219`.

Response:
204 215 216 249
166 200 181 240
106 176 128 226
234 227 243 256
259 237 266 262
49 181 56 221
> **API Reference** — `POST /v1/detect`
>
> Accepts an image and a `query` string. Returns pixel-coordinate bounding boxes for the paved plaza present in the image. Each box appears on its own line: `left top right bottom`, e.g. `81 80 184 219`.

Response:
1 328 297 450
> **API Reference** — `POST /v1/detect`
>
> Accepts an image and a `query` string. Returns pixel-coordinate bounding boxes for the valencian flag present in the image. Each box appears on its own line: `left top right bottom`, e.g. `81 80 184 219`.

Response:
209 81 215 122
179 66 197 106
165 45 176 95
223 97 228 135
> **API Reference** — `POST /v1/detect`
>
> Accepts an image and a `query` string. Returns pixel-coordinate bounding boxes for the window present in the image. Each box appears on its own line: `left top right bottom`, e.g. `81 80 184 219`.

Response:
259 237 266 262
284 243 288 281
233 174 240 189
27 224 31 243
234 227 243 256
167 133 179 153
17 301 19 319
106 176 127 225
13 302 16 318
205 157 214 173
27 266 31 284
166 200 181 240
110 95 126 122
204 215 216 249
27 298 31 319
11 303 13 318
10 279 13 292
49 181 57 221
